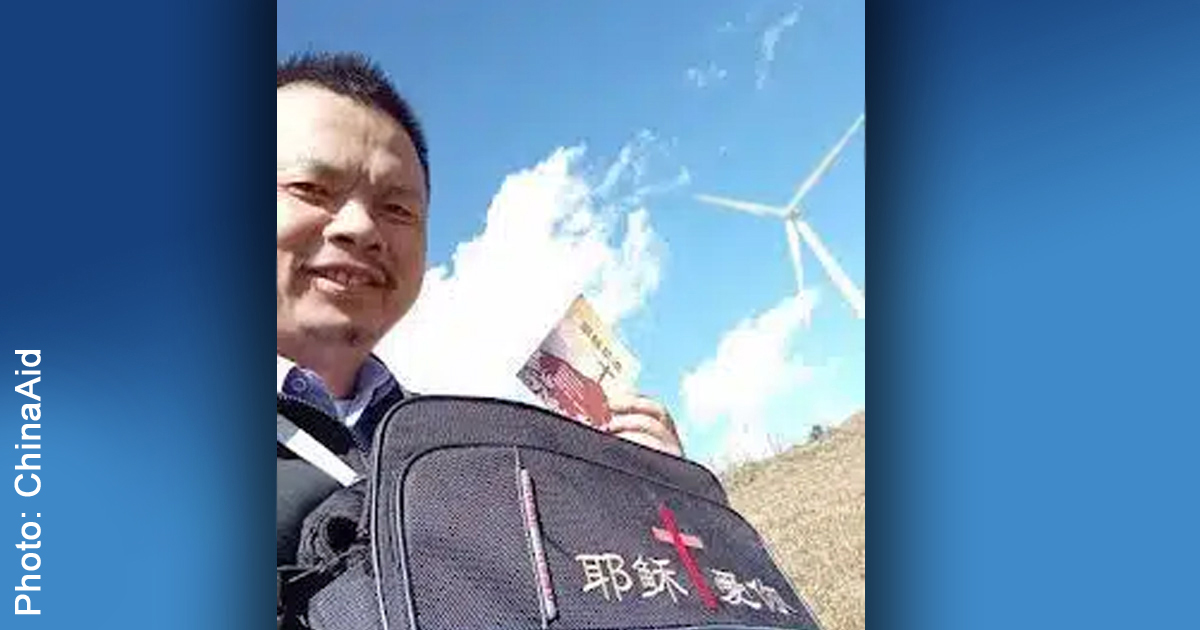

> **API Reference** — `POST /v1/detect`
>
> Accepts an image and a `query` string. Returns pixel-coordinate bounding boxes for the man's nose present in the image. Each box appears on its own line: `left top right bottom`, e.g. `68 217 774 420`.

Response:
324 197 383 252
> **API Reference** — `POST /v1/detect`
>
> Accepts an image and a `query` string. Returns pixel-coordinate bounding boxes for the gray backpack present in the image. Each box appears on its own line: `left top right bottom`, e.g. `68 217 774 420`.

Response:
279 396 823 630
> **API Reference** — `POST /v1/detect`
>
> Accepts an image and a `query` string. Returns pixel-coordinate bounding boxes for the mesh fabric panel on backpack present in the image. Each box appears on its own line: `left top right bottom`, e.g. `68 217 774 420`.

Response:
367 396 824 630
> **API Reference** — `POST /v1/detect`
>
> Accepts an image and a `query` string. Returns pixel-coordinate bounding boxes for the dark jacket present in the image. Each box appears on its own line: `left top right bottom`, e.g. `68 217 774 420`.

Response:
277 386 405 565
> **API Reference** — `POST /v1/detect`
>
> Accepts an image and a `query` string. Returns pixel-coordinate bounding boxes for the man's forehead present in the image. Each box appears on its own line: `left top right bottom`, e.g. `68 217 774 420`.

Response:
277 84 419 177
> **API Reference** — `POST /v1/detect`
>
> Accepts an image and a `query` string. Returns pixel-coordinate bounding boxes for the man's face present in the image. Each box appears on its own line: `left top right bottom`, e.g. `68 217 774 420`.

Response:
277 84 427 353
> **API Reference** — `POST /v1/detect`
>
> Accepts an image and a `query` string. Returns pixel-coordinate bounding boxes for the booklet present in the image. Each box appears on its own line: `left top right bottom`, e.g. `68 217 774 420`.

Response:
517 295 640 428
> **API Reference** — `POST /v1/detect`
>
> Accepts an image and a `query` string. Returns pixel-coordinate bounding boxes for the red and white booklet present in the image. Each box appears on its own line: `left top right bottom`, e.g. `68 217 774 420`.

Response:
517 295 640 428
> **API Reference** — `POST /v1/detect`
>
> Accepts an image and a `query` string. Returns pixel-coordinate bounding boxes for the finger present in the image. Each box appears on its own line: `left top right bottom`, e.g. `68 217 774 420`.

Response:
607 393 667 417
607 394 675 432
606 414 674 442
605 415 683 456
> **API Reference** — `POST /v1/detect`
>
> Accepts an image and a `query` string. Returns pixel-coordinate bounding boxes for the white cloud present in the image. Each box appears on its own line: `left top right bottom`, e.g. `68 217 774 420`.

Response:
680 290 819 466
755 6 802 90
376 132 687 401
596 130 691 209
684 63 729 89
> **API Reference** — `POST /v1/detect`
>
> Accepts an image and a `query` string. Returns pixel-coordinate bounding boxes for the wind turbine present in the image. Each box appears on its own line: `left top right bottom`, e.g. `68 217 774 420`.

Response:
696 113 866 320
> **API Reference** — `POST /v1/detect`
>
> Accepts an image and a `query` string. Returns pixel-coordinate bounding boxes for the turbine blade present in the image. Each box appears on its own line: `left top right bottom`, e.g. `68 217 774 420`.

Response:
783 113 866 214
792 218 865 319
784 219 804 294
694 194 788 218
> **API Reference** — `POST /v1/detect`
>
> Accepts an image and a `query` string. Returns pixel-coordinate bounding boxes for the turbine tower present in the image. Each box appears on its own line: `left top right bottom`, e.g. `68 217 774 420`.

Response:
696 114 865 319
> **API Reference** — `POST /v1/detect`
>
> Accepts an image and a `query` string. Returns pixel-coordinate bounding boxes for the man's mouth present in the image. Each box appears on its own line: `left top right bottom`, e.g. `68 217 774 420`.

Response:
305 264 388 291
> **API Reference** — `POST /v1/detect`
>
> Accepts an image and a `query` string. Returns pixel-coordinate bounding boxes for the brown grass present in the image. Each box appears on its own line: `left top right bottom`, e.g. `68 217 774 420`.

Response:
721 411 865 630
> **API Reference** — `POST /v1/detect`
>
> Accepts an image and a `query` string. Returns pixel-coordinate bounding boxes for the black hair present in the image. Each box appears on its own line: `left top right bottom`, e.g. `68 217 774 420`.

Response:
277 52 430 195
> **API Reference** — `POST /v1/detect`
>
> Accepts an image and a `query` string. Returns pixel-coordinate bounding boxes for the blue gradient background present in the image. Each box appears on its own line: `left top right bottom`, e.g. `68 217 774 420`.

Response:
871 0 1200 628
1 0 1197 628
0 1 273 628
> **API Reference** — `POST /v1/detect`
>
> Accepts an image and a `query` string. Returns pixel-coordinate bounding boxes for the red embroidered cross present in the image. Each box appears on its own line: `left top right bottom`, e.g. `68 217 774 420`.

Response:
652 527 704 549
654 504 718 610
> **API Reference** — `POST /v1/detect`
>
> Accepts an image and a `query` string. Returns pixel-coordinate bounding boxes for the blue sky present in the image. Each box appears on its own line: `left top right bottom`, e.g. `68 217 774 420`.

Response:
278 1 865 468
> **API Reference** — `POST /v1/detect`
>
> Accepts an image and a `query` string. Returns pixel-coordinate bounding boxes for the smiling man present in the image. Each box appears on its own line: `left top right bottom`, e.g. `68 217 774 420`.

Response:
276 54 427 427
275 53 684 574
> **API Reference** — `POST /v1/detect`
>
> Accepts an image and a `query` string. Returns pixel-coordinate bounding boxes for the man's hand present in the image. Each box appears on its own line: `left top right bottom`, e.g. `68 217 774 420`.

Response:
605 394 684 457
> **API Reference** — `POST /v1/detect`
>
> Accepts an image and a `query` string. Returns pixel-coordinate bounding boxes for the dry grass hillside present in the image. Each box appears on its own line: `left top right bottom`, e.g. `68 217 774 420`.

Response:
722 411 866 630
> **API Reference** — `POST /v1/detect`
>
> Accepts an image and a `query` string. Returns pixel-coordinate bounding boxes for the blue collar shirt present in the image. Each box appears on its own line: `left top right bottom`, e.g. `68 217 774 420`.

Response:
276 354 404 447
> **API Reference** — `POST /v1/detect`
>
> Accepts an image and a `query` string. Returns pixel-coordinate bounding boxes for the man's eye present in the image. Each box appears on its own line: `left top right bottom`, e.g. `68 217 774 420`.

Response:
287 182 331 201
383 203 420 222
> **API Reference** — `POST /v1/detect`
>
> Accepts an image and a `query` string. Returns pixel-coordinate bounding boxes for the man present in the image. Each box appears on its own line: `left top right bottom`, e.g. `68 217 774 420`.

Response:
276 52 683 561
